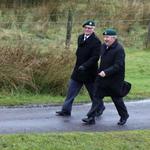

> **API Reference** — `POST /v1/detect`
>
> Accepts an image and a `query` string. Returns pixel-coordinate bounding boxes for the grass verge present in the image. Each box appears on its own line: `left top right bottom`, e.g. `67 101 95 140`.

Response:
0 48 149 106
0 130 150 150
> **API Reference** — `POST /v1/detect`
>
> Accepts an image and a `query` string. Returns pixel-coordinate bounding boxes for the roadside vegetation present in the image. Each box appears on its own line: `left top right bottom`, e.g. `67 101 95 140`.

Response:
0 0 149 105
0 48 149 106
0 130 150 150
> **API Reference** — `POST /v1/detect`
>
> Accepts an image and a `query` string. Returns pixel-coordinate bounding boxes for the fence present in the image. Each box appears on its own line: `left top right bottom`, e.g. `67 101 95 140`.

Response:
0 11 150 49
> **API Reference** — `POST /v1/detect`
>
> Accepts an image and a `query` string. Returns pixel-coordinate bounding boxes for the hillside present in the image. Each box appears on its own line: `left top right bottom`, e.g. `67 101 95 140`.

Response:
0 0 149 101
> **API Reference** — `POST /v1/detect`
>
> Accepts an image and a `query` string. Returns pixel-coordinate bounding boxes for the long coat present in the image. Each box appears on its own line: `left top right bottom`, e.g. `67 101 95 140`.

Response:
71 33 101 83
95 40 131 97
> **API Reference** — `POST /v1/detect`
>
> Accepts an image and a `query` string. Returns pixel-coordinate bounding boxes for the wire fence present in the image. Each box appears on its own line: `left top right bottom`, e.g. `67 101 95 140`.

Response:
0 12 149 49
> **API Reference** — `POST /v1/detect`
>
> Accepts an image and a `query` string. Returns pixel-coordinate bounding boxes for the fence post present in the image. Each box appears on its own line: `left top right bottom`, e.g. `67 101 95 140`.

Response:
146 21 150 48
65 9 73 49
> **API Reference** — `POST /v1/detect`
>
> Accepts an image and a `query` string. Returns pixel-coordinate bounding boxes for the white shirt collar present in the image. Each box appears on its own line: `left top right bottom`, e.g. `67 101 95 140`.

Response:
84 34 90 40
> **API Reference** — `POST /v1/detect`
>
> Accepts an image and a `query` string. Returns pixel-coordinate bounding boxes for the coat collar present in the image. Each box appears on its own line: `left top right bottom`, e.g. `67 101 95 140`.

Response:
104 39 118 50
79 33 95 45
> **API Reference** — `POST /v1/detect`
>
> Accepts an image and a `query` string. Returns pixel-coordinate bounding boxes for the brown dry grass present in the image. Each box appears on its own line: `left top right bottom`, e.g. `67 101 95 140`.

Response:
0 46 74 95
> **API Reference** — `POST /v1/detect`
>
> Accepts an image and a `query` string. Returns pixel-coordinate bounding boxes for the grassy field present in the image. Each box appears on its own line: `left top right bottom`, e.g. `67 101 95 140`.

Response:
126 48 150 99
0 0 149 106
0 48 149 106
0 130 150 150
0 91 95 106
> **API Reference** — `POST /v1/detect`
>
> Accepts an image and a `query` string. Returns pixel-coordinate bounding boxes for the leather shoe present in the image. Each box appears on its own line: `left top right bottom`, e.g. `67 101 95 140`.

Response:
82 117 95 125
117 115 129 125
95 106 105 117
56 111 71 116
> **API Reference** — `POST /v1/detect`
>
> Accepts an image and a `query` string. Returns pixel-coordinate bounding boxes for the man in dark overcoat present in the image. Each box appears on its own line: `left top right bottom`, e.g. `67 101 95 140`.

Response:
82 28 131 125
56 20 105 116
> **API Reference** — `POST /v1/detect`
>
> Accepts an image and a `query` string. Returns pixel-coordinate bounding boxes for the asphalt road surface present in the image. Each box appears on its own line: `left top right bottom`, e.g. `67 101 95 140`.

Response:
0 99 150 134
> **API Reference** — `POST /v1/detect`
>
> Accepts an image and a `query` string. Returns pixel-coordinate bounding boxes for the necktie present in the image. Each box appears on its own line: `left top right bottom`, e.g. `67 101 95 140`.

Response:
84 36 88 41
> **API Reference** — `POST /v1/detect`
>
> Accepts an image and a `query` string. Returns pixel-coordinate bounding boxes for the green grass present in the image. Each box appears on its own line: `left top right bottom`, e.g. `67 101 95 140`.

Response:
0 130 150 150
126 49 150 99
0 92 91 106
0 4 149 106
0 48 150 106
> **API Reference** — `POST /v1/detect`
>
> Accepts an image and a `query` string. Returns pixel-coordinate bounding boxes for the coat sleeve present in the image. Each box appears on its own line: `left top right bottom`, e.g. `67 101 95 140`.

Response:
104 48 125 76
82 40 101 68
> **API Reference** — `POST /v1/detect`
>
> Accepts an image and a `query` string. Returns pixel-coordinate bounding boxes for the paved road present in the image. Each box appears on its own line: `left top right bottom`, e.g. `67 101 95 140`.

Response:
0 99 150 134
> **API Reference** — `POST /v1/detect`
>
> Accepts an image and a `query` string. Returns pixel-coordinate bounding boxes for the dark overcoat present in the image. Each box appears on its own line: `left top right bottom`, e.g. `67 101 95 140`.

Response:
95 40 131 97
71 33 101 83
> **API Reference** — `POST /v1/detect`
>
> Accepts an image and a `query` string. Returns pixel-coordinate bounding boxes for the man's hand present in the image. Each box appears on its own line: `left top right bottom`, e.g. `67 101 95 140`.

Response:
78 65 86 71
98 71 106 77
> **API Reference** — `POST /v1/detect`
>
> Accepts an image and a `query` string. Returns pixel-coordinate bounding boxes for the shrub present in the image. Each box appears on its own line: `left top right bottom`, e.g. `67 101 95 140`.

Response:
0 46 74 95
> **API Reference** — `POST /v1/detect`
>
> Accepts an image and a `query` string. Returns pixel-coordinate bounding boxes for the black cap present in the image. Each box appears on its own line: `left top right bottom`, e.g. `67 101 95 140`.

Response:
82 20 95 27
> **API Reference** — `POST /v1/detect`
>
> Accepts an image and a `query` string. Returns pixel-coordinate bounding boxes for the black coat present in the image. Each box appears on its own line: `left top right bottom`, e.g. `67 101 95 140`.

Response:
71 33 101 83
95 40 131 97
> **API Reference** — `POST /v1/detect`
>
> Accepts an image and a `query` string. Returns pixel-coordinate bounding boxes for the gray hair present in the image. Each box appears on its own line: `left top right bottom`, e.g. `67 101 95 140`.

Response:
111 35 117 39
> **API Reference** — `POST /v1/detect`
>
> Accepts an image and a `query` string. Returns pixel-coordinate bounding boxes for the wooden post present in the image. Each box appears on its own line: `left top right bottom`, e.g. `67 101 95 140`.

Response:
146 21 150 48
65 9 73 49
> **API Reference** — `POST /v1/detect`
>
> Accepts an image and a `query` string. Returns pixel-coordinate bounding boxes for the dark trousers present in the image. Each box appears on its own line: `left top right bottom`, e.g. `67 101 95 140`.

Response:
87 85 129 119
62 79 104 113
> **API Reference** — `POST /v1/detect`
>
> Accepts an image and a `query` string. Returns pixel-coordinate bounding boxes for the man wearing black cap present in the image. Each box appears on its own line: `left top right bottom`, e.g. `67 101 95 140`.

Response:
56 20 105 117
82 28 131 125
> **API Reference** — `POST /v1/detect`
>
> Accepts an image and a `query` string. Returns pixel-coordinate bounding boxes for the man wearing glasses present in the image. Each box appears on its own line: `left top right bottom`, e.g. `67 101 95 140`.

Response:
56 20 105 117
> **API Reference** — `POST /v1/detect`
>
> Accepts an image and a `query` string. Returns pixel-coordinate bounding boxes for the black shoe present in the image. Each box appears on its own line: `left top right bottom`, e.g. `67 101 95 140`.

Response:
95 106 105 117
56 111 71 116
82 117 95 125
117 115 129 125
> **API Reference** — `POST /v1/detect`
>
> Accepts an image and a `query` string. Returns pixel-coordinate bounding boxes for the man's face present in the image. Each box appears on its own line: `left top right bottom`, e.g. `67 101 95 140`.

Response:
83 25 95 35
103 35 116 46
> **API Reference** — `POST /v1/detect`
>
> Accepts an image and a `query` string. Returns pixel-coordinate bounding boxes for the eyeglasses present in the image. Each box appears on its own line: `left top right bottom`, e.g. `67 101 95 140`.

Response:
84 26 93 30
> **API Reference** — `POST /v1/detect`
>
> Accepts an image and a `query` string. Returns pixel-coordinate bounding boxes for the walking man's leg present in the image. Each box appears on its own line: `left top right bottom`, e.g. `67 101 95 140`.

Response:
112 97 129 125
82 84 105 124
85 82 105 117
56 79 82 116
82 96 104 124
